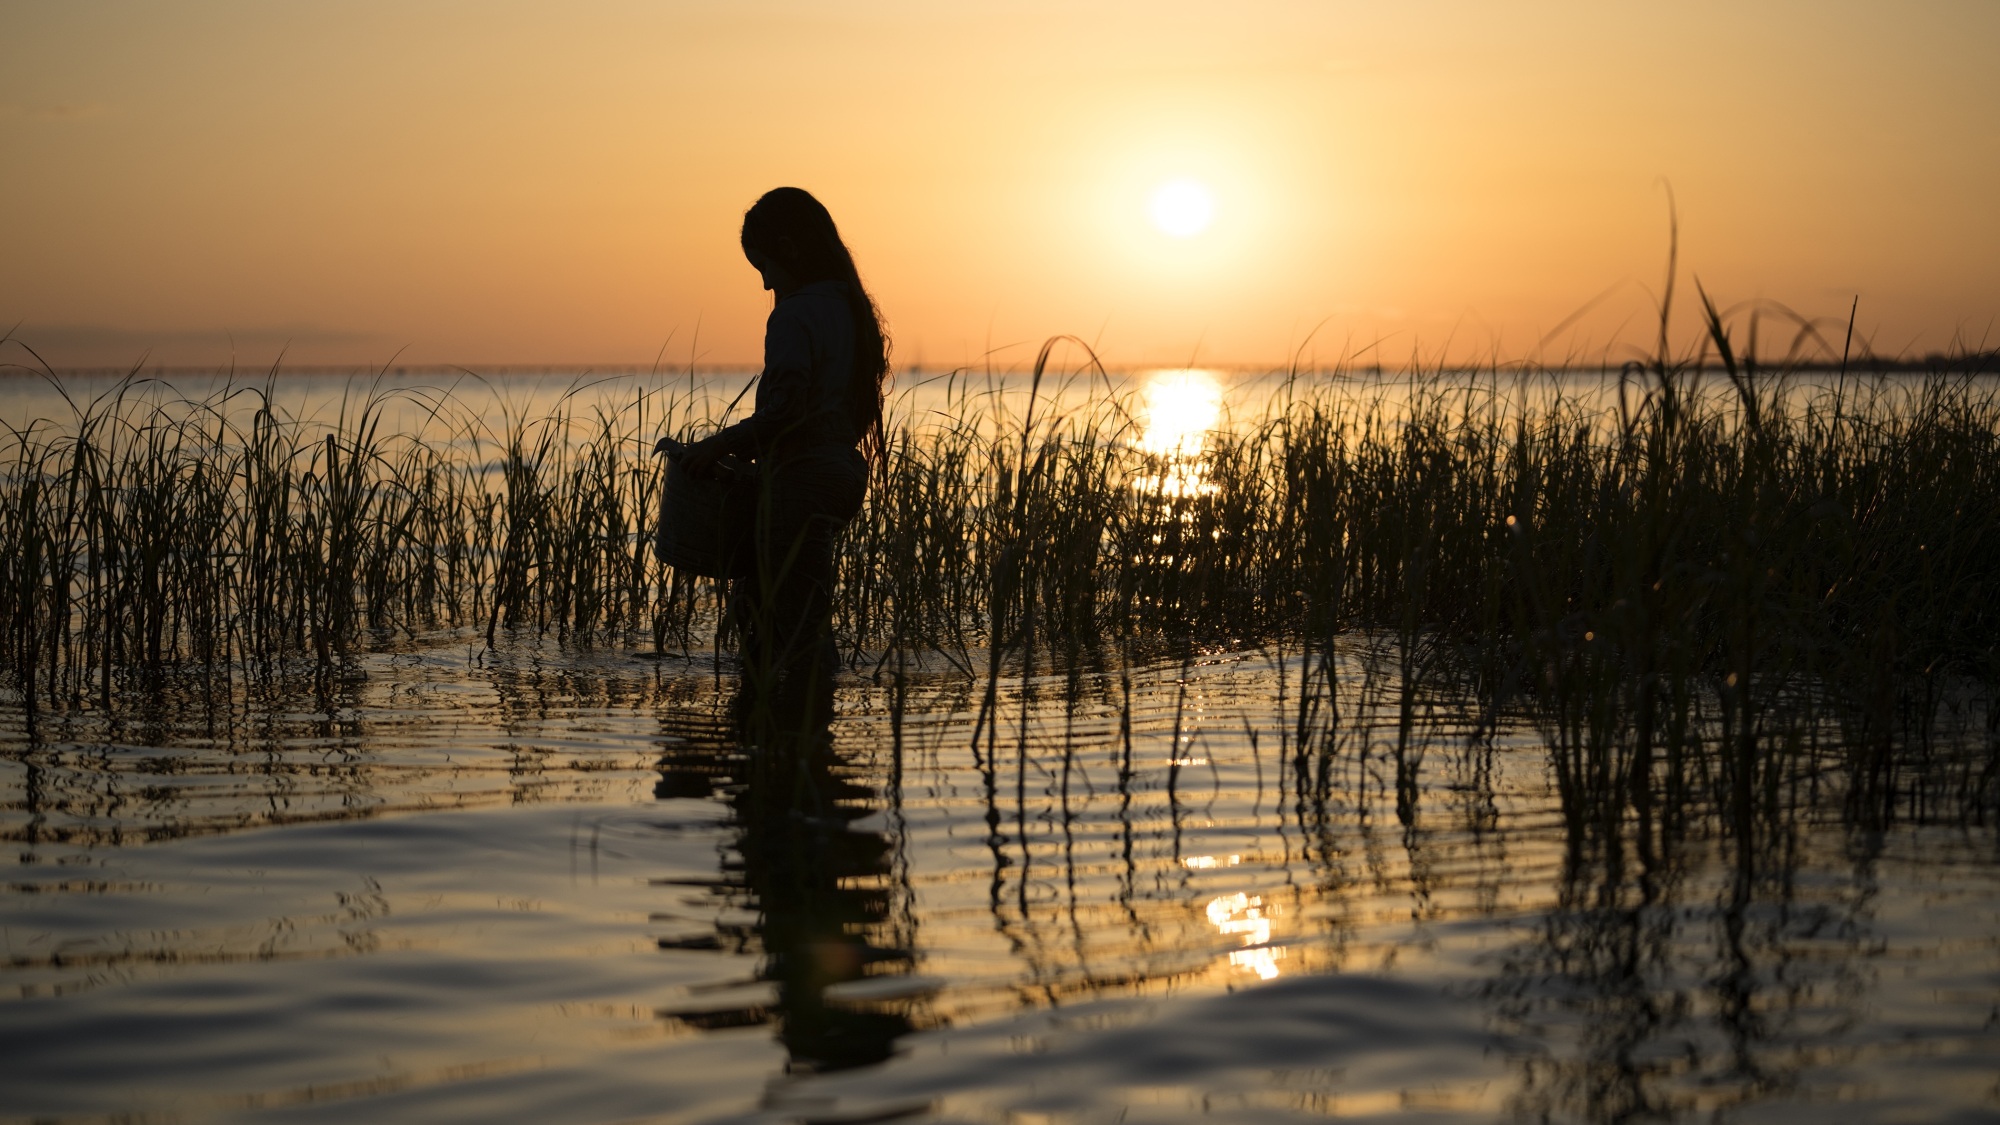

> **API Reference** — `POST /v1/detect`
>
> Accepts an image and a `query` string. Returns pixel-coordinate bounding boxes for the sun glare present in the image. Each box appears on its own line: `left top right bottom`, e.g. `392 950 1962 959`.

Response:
1139 368 1223 457
1135 368 1224 497
1148 178 1215 238
1207 892 1283 981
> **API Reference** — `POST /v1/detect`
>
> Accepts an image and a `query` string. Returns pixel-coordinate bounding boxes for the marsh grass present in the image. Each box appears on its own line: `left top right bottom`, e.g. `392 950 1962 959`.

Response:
0 368 702 715
3 311 1997 828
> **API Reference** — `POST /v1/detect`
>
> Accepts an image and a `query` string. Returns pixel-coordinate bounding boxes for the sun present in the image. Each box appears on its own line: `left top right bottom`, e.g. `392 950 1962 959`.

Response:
1148 178 1214 238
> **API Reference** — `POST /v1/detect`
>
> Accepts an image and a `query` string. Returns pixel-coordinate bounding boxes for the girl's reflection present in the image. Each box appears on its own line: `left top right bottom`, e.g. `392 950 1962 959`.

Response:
654 684 912 1072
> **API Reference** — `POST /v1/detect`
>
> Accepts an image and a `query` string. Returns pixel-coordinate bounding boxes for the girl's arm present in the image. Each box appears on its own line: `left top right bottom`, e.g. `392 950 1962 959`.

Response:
680 305 814 472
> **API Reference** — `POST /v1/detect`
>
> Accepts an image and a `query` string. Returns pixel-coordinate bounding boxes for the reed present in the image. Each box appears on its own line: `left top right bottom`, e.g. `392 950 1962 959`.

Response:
3 315 1995 824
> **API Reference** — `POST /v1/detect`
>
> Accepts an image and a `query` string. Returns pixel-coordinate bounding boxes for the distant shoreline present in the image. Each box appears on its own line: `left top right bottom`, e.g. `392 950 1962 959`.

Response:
6 353 1997 380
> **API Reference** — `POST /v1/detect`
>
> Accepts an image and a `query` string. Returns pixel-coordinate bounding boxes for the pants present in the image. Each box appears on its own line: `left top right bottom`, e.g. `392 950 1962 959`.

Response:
729 446 867 702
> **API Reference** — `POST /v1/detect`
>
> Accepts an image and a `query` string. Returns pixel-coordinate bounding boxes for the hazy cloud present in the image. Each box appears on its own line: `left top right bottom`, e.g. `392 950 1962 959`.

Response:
0 102 110 120
5 325 386 369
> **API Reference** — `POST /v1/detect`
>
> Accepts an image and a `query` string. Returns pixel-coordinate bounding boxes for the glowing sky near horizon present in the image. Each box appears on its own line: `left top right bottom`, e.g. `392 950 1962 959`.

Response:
2 1 1997 370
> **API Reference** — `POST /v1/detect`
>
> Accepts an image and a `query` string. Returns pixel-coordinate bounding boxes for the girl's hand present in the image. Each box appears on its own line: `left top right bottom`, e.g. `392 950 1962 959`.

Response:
678 435 726 479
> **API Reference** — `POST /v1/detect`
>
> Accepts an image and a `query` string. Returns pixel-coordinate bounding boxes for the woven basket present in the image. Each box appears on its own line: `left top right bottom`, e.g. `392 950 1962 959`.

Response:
655 455 757 579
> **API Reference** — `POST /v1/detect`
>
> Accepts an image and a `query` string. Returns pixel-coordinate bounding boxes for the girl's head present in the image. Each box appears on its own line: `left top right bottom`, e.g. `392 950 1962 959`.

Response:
741 187 890 457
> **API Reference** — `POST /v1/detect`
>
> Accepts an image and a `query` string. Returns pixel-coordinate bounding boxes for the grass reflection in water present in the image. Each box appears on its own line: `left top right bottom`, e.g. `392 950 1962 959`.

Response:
2 640 1995 1121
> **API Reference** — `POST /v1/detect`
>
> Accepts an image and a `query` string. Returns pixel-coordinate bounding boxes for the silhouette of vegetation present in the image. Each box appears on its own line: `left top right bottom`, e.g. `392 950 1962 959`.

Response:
3 305 1996 828
4 311 1997 1116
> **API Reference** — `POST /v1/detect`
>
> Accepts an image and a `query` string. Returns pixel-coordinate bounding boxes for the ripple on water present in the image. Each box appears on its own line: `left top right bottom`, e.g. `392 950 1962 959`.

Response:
3 642 1999 1123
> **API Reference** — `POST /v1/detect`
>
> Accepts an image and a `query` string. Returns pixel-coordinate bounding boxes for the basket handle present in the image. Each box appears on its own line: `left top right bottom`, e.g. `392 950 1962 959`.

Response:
654 436 754 482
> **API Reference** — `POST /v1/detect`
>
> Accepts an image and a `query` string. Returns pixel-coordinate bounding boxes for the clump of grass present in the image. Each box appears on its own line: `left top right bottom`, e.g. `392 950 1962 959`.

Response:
0 363 727 721
827 321 2000 834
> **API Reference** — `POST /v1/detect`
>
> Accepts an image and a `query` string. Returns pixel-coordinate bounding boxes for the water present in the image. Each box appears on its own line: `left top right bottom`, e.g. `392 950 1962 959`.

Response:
5 364 1998 1120
4 640 1997 1123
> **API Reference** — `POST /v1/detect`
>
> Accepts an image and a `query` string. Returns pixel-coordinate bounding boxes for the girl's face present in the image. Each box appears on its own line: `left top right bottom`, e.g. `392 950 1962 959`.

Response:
744 247 797 296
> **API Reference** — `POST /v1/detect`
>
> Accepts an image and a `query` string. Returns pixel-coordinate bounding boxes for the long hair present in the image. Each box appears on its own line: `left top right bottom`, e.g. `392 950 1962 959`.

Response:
739 187 890 461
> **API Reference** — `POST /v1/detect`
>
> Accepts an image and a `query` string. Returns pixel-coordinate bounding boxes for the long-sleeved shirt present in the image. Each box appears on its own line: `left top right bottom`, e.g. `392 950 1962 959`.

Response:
708 278 859 463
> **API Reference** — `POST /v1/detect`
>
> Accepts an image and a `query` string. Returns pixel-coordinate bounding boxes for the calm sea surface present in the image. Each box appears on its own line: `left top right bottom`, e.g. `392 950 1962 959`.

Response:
2 369 1997 1122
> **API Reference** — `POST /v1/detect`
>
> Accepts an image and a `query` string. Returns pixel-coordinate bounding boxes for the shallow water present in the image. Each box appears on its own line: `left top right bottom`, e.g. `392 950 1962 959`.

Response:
4 639 1997 1123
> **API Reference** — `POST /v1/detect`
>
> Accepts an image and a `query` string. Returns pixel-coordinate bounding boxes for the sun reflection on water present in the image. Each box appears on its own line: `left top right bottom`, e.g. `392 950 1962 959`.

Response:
1204 888 1284 981
1138 369 1222 457
1135 368 1222 497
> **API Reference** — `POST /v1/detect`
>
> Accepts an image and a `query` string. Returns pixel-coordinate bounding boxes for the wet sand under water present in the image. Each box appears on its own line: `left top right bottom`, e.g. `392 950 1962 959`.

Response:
2 641 1997 1123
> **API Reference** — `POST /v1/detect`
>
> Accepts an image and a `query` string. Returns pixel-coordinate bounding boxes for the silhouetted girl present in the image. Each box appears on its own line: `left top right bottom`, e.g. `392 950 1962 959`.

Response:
676 187 888 716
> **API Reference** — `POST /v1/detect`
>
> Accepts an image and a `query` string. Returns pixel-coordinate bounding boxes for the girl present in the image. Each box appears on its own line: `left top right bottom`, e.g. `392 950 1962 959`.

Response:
676 188 888 717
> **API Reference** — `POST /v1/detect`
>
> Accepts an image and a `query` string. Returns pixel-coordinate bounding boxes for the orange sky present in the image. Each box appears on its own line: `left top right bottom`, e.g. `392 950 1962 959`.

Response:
4 1 1998 370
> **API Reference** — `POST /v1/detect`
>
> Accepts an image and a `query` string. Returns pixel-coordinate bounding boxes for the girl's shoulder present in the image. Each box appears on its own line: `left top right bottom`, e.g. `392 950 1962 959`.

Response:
779 279 850 308
770 281 853 330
